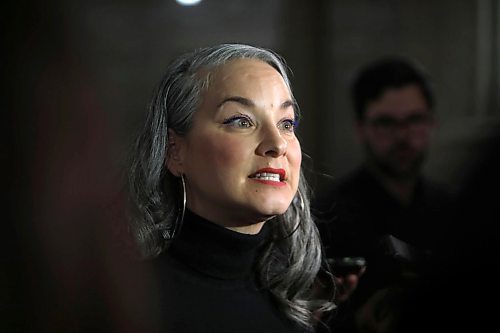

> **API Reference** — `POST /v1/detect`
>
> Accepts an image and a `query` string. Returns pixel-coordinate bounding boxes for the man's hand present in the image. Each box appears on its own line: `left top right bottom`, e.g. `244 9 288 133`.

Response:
334 266 366 302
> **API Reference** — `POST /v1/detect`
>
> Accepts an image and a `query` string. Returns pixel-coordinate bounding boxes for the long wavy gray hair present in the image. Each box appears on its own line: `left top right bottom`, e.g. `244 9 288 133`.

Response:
128 43 334 329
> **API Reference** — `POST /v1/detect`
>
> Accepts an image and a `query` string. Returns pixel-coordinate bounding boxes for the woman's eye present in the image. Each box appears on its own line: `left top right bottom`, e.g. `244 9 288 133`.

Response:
222 115 253 128
278 119 296 132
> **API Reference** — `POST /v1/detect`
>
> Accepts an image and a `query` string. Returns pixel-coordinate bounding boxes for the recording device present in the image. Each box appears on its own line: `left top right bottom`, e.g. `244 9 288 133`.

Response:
379 234 422 263
328 257 366 276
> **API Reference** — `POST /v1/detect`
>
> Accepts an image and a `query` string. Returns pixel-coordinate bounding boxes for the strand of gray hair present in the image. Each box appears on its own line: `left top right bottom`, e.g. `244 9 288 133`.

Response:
257 174 336 329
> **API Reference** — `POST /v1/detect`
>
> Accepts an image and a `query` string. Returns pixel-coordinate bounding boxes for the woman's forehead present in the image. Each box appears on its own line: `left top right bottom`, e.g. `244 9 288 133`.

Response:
205 59 287 93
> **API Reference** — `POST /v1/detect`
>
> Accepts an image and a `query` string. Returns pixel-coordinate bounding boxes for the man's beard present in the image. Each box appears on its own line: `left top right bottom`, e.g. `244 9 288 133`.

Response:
365 144 427 181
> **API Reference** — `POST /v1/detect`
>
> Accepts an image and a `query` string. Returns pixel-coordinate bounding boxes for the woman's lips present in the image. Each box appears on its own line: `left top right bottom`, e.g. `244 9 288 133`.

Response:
249 167 286 186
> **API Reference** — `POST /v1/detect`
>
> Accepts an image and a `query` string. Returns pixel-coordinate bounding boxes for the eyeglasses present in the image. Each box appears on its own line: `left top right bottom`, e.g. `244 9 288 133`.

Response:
365 114 432 135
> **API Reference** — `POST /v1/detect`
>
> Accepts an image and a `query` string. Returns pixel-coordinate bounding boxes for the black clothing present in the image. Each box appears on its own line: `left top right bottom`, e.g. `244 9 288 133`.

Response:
313 167 453 332
394 131 500 332
151 209 306 333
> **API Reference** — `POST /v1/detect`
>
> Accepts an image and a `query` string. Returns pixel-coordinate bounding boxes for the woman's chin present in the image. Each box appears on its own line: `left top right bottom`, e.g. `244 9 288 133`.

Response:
255 202 292 218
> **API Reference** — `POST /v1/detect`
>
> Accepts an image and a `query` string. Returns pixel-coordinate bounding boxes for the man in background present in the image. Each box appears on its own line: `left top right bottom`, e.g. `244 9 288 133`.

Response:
314 57 454 333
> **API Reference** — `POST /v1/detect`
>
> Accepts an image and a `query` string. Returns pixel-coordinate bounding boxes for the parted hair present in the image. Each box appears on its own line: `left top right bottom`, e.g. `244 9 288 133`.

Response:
127 43 334 329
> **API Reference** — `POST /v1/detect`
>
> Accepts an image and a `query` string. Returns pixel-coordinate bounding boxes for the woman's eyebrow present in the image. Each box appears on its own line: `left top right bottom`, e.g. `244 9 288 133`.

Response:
217 96 254 108
281 100 295 110
217 97 294 109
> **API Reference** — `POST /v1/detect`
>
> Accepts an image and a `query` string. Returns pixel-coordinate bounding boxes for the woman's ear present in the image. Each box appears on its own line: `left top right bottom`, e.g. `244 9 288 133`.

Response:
166 128 185 177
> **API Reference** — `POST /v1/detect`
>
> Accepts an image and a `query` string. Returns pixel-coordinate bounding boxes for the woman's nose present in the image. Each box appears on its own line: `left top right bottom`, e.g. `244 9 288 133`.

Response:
255 125 288 158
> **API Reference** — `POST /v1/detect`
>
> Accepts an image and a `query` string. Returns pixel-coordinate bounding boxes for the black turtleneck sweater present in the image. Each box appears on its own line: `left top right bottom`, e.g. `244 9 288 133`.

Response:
150 209 306 333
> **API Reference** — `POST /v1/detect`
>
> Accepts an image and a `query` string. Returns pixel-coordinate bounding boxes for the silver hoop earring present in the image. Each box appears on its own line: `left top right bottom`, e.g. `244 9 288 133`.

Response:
295 190 305 212
163 174 186 240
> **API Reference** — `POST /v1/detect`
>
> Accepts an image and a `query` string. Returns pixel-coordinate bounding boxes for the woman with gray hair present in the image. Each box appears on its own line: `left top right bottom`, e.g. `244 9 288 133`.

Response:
128 43 335 332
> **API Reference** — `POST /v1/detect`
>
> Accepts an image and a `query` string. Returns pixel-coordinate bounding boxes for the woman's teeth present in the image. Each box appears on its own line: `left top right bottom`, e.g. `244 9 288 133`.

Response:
252 172 280 182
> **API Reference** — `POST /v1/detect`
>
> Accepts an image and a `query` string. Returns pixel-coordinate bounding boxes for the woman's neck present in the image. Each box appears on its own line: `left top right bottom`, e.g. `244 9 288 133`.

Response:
186 204 269 235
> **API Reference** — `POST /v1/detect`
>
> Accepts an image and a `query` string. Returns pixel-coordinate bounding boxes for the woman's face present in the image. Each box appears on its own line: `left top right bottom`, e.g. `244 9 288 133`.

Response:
168 59 302 233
